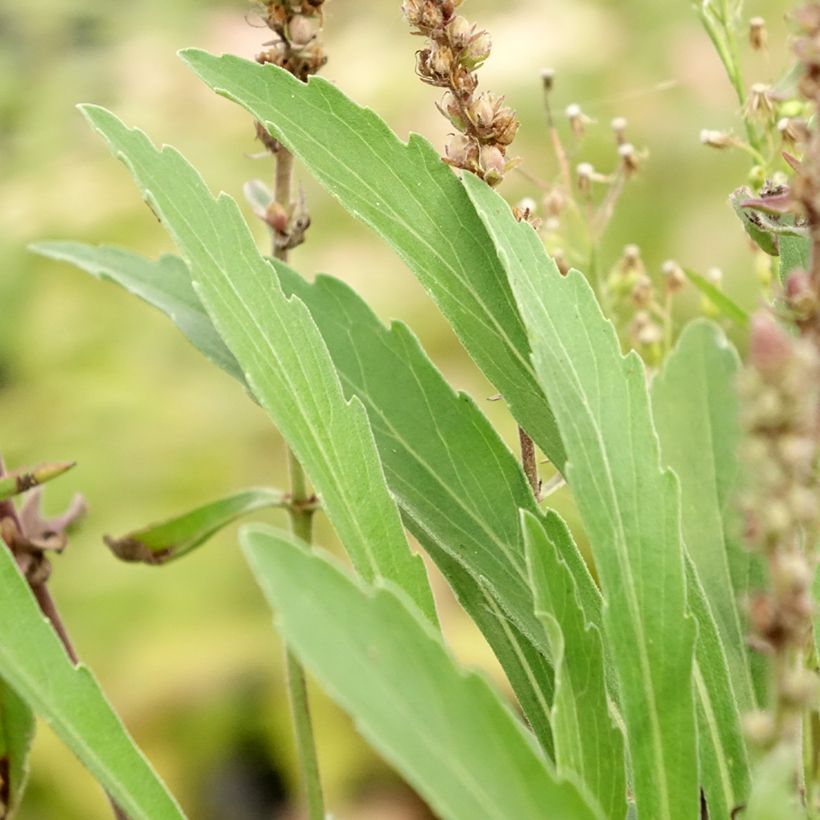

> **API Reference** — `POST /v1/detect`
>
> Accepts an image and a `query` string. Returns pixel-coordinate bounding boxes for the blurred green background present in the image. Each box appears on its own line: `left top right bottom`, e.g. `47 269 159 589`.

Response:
0 0 794 817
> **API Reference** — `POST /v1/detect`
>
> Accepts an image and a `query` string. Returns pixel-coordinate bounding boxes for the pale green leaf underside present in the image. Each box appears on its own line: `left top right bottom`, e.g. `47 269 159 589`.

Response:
0 678 35 817
652 319 764 711
104 488 288 564
276 265 604 753
523 512 626 820
79 104 435 624
242 526 600 820
463 173 698 820
0 543 184 820
30 241 243 384
181 49 567 469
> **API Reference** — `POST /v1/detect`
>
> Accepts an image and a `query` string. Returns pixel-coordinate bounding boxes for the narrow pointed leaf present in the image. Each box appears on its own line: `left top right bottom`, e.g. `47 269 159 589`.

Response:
652 319 764 711
104 488 288 565
30 242 243 384
463 172 698 820
181 50 566 469
0 542 184 820
686 557 751 817
80 105 436 624
684 269 749 327
275 264 605 751
242 525 601 820
0 680 35 818
523 511 626 820
0 462 75 502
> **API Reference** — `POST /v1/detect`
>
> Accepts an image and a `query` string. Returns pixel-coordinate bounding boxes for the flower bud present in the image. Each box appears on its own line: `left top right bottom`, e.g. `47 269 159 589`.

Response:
618 142 640 175
700 129 734 149
611 116 628 145
566 103 592 138
479 144 506 186
446 15 473 49
540 67 555 93
662 259 686 292
744 711 776 747
444 133 478 170
630 274 653 308
462 29 492 70
785 269 817 321
749 17 767 51
288 15 315 47
750 312 794 378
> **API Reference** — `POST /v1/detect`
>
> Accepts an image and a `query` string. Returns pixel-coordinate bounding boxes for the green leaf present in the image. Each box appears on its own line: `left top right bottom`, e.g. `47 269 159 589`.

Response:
523 511 626 820
30 242 243 385
80 105 436 625
275 264 604 753
684 269 749 327
731 189 779 256
652 320 763 711
463 172 698 820
0 542 184 820
0 462 75 502
104 488 288 564
0 679 35 818
181 50 567 470
780 234 810 284
242 525 601 820
685 557 751 818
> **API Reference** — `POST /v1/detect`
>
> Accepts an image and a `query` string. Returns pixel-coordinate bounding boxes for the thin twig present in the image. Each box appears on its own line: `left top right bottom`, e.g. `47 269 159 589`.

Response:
272 143 326 820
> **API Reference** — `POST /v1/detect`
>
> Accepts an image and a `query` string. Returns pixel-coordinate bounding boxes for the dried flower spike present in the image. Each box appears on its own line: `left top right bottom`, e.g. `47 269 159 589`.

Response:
404 0 519 186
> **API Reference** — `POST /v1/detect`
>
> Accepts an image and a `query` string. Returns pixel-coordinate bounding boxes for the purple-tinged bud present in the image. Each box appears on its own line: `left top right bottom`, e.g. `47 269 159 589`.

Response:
479 144 506 186
288 15 315 47
444 133 479 169
750 312 794 377
785 269 817 321
462 29 492 70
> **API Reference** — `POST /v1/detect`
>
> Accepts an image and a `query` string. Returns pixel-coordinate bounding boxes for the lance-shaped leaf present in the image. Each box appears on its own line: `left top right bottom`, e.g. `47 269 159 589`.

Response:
0 542 184 819
0 680 35 818
242 525 601 820
780 234 810 284
523 511 626 820
30 242 243 384
684 269 749 328
0 462 75 502
80 105 436 624
181 50 567 470
686 557 751 818
652 320 763 711
104 488 289 565
275 264 605 752
463 172 698 820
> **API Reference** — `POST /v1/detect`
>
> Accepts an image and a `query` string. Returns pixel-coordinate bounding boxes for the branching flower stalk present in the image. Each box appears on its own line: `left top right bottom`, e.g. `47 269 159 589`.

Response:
403 0 519 187
739 5 820 802
251 3 327 818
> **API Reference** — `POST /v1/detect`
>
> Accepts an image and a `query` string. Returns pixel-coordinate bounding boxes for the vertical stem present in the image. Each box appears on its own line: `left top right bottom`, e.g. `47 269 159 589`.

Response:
273 144 326 820
518 428 540 500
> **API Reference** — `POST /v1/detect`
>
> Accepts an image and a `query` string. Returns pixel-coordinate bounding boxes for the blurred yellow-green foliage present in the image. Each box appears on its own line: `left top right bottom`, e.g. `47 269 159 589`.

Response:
0 0 796 817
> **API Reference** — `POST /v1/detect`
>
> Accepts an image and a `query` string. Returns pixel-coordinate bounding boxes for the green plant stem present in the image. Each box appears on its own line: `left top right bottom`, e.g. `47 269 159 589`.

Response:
275 144 326 820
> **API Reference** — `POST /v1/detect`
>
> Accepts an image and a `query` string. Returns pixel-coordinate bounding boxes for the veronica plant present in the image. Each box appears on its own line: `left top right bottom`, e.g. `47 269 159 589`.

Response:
4 1 820 819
